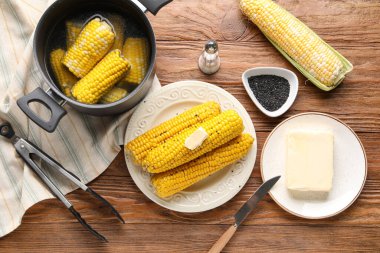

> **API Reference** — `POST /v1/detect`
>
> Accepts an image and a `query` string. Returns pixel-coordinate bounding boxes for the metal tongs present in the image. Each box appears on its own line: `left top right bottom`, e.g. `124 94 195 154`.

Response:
0 122 124 242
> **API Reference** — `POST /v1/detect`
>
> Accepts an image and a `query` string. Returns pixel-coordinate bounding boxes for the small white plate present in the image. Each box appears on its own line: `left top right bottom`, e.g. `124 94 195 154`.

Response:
242 67 298 117
125 80 257 213
261 113 367 219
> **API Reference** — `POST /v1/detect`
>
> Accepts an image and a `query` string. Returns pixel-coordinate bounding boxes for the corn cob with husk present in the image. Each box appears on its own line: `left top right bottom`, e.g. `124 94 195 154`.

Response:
50 49 78 97
63 17 115 78
72 50 130 104
122 37 149 85
108 14 125 51
65 21 82 49
142 110 244 173
240 0 353 91
100 87 128 104
126 101 221 165
151 134 254 198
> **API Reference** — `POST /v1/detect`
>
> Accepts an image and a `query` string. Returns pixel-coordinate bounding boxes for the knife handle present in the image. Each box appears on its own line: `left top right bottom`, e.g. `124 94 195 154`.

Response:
208 224 237 253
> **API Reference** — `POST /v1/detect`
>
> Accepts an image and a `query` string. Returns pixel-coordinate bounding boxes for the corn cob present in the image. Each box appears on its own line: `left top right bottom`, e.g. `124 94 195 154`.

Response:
65 21 82 49
72 50 130 104
50 49 78 97
122 37 149 85
63 17 115 78
100 87 128 104
152 134 254 198
126 101 221 165
240 0 353 90
108 15 125 51
142 110 244 173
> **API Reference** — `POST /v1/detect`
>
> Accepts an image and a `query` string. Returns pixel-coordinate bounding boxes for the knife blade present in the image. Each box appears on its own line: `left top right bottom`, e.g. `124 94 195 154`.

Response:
208 175 281 253
234 175 281 227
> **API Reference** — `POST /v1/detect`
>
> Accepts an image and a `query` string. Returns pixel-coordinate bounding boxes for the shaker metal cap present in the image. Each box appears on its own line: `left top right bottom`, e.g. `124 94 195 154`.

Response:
205 40 218 54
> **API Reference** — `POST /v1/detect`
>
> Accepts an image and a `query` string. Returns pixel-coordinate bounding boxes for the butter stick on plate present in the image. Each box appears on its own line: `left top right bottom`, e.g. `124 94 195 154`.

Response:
286 130 334 192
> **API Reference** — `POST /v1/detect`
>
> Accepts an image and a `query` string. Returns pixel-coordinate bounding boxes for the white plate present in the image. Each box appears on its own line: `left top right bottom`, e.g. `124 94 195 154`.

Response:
125 80 257 213
261 113 367 219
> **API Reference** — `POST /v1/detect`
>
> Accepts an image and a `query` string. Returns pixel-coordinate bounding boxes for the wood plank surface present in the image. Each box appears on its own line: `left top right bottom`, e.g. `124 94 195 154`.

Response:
1 0 380 252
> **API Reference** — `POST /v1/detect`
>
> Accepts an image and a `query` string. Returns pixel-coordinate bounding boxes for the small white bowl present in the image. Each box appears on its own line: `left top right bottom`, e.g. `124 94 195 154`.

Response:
242 67 298 117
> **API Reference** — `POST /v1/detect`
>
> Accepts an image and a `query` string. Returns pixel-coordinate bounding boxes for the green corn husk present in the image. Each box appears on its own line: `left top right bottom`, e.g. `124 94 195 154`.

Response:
265 35 353 91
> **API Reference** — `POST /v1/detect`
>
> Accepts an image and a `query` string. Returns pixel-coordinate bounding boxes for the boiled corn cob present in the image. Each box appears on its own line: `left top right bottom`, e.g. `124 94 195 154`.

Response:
152 134 254 198
122 37 149 85
240 0 353 90
108 15 125 51
126 101 221 165
50 49 78 97
72 50 130 104
63 17 115 78
65 21 82 49
100 87 128 104
142 110 244 173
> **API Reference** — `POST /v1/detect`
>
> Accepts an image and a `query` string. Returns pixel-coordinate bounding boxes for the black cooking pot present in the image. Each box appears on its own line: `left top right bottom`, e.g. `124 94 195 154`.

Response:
17 0 172 132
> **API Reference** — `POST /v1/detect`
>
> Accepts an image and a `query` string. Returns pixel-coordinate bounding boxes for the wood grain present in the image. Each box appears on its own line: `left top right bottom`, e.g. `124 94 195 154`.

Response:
1 0 380 252
2 223 380 252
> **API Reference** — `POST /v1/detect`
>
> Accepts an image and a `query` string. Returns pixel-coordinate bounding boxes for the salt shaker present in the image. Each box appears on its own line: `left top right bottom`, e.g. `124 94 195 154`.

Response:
198 40 221 74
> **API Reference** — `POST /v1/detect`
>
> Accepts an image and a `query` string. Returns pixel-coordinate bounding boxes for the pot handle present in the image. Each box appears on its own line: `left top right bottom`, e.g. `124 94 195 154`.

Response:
138 0 173 15
17 87 67 133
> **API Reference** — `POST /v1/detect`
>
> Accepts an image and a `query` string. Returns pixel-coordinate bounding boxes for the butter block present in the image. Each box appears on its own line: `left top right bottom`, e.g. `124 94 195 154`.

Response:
286 130 334 192
185 127 208 150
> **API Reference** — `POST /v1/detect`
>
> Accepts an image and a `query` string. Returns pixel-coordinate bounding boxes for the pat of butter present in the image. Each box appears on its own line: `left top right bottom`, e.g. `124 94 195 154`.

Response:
286 130 334 192
185 127 208 150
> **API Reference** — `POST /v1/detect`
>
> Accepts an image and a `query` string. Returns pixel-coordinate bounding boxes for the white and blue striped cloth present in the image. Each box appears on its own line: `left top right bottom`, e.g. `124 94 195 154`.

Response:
0 0 160 237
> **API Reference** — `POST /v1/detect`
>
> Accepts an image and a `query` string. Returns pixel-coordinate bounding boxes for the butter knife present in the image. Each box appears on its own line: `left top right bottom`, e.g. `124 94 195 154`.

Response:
208 176 281 253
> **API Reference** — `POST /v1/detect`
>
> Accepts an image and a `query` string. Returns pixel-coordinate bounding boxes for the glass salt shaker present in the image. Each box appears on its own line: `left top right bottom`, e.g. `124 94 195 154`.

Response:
198 40 221 75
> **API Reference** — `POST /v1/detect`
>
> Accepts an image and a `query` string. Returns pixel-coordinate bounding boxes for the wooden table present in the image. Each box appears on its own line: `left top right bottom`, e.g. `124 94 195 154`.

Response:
1 0 380 252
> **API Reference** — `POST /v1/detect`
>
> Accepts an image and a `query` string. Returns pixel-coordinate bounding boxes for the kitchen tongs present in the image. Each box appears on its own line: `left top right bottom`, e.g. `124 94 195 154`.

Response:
0 122 124 242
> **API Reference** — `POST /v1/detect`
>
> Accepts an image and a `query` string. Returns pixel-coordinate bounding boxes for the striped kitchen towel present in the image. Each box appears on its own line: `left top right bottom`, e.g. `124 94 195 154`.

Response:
0 0 160 237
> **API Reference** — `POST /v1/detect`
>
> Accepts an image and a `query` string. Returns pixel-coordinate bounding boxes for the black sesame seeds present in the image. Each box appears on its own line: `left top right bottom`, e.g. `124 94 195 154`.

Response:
248 75 290 112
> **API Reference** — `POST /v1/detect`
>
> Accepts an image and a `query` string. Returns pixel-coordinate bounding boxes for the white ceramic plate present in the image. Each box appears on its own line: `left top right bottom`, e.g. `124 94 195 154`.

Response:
125 80 257 213
261 113 367 219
